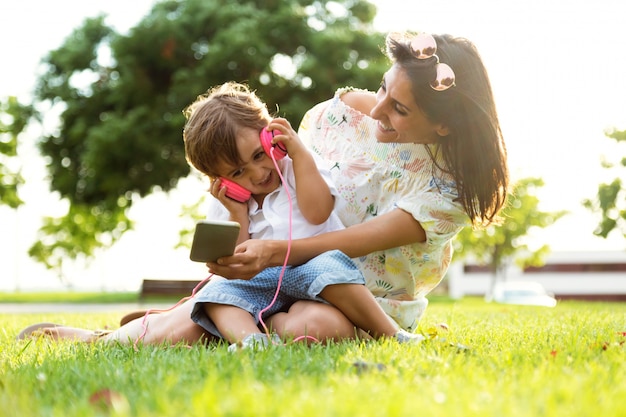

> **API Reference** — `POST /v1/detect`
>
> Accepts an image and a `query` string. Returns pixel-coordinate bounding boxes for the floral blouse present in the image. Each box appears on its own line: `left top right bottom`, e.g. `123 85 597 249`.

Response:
298 88 470 330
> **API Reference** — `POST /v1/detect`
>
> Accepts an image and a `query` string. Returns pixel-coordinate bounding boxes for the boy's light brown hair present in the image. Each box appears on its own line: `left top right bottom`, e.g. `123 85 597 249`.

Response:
183 82 271 178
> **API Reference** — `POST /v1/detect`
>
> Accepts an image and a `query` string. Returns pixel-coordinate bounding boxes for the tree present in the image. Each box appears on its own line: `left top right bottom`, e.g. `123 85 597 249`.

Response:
583 128 626 243
452 177 567 298
21 0 387 276
0 97 33 208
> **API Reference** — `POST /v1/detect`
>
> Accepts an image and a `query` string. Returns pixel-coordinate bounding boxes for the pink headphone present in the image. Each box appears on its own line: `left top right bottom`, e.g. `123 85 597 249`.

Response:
260 127 287 160
219 128 286 202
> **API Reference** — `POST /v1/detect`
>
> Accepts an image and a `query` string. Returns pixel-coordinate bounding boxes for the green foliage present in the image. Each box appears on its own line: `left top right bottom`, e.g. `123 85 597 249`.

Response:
175 193 208 249
453 177 567 275
0 97 33 208
582 128 626 242
2 300 625 416
27 203 133 280
23 0 386 272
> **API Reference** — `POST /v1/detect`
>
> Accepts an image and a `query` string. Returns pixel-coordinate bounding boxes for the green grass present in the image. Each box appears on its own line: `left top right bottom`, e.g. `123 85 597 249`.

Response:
0 292 182 304
1 298 624 417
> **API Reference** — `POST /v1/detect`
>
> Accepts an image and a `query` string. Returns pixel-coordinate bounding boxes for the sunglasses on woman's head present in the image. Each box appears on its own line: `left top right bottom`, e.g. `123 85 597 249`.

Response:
409 33 456 91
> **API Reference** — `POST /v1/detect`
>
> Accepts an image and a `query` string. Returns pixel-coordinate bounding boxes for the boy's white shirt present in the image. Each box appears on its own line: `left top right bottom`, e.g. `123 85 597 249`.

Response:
205 153 345 240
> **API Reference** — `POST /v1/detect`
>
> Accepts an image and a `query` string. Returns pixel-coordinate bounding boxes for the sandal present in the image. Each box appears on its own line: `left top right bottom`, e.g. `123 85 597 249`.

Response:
16 322 60 340
16 322 112 342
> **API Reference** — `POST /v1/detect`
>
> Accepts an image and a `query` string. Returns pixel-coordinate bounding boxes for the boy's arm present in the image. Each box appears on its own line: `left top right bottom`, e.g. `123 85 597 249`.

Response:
290 150 335 225
267 118 334 225
231 214 251 245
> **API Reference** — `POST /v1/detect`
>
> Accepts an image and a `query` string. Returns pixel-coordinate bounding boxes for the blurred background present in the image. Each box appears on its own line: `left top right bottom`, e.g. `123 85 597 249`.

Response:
1 0 624 294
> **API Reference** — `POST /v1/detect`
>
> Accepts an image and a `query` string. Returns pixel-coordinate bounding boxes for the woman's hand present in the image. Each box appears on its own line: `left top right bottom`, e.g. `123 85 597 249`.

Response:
207 239 283 279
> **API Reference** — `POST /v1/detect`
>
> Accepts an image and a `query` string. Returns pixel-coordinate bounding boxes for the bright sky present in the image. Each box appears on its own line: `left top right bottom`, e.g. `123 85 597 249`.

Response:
1 0 625 291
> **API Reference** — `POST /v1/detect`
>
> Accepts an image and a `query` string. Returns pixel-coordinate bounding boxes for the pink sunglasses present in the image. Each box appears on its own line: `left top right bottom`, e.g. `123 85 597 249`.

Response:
409 33 456 91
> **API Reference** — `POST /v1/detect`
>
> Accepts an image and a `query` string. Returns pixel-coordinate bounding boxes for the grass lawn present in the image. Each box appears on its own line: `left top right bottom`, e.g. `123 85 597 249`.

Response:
0 291 194 304
0 291 142 304
1 297 624 417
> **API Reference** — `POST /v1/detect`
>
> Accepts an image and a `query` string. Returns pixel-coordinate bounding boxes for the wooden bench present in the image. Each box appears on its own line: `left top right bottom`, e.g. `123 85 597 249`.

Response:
139 279 206 300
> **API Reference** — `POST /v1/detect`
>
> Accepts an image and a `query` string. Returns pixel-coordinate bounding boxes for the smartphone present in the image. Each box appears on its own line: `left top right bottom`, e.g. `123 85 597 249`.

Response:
189 220 241 263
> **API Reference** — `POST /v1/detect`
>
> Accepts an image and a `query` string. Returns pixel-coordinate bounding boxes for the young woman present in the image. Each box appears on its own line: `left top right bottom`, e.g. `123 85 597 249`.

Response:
207 31 508 341
17 31 507 345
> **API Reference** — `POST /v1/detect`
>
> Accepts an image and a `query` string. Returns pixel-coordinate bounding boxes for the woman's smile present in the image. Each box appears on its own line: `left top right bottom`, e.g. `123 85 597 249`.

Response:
377 120 395 132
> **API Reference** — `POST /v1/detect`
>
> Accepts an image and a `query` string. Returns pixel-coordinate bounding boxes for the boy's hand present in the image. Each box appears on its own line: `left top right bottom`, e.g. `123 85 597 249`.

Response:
209 178 248 221
267 118 307 159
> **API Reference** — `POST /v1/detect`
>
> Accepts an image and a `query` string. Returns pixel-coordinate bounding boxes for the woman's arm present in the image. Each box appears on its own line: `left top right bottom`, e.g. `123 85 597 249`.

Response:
208 208 426 279
291 208 426 261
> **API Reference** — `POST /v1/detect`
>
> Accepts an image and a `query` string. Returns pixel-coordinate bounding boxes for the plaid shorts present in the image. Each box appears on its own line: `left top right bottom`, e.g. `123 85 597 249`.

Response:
191 250 364 339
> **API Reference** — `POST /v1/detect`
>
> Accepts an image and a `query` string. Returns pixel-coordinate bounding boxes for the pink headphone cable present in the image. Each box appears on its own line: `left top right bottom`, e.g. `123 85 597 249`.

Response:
259 148 320 345
256 147 292 338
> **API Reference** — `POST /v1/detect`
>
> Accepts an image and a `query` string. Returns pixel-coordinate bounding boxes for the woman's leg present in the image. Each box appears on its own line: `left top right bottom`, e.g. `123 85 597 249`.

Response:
103 297 213 345
16 298 209 345
267 300 361 344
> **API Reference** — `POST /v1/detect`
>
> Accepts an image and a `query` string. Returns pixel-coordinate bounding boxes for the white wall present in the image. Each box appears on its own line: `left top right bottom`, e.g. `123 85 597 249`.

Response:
448 251 626 299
